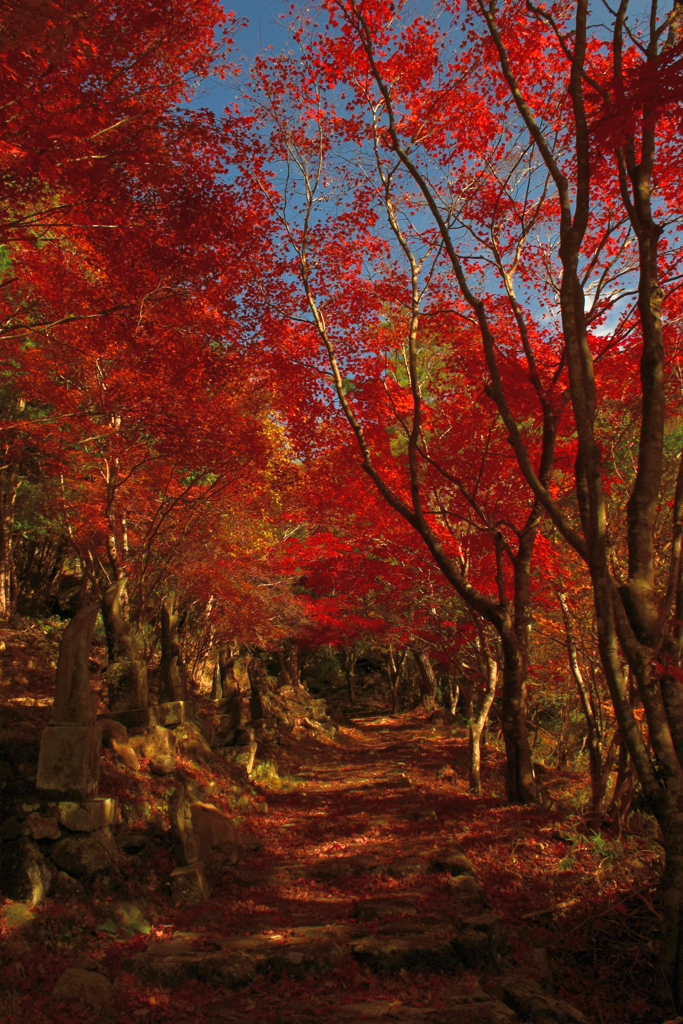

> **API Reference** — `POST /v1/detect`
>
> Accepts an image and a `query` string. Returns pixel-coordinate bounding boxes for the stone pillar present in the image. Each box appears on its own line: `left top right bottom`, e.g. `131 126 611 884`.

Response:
36 725 102 800
13 605 119 907
37 603 103 800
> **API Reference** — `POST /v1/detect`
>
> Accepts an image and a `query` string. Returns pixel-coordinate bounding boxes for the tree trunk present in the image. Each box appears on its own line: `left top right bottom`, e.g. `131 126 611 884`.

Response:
499 626 536 803
469 637 497 796
0 459 19 618
343 647 357 704
102 577 148 712
413 650 437 712
658 793 683 1007
558 590 617 813
385 647 406 714
211 660 222 701
159 594 187 703
247 657 266 723
445 666 459 715
279 642 300 686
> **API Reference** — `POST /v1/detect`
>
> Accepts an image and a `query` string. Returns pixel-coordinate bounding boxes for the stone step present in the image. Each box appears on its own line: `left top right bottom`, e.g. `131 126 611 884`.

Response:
125 913 505 988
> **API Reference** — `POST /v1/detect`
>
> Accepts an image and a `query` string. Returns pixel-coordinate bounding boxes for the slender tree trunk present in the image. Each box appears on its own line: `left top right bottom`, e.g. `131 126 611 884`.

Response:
445 666 459 715
211 659 222 701
658 791 683 1007
343 647 357 704
469 633 497 795
413 650 437 712
159 593 187 703
280 641 300 686
558 590 616 813
247 657 266 722
385 647 406 714
0 460 19 618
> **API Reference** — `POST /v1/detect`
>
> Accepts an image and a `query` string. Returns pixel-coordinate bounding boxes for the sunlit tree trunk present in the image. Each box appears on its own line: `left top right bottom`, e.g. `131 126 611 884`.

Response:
0 459 19 618
469 625 498 795
413 650 437 712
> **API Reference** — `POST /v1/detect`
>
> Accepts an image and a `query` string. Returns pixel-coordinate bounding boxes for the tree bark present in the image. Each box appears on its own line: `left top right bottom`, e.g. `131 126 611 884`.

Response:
469 629 498 795
159 593 187 703
102 577 148 712
413 650 437 712
385 647 406 713
0 459 19 618
343 647 357 704
558 591 616 813
247 657 266 723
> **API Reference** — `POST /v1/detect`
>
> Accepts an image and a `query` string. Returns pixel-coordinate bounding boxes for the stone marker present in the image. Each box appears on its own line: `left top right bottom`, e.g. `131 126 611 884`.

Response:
50 602 100 726
168 785 202 865
36 724 102 800
37 602 103 800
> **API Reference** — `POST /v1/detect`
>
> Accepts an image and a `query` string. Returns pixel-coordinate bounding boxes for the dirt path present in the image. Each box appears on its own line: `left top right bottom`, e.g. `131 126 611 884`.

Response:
114 714 585 1024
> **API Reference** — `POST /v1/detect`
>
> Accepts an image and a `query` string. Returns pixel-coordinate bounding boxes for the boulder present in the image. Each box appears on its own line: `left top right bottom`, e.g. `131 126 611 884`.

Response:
104 701 186 731
111 739 140 771
0 836 52 907
0 901 33 931
52 870 86 897
190 802 242 871
150 755 177 775
52 797 118 832
503 978 589 1024
98 718 129 748
113 901 151 935
51 826 119 877
52 967 112 1005
23 812 61 840
175 722 212 761
431 847 476 877
128 725 176 761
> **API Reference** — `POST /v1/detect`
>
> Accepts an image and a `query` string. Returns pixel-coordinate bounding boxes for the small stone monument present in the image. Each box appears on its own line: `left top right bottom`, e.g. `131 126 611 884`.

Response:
37 603 102 800
34 601 117 861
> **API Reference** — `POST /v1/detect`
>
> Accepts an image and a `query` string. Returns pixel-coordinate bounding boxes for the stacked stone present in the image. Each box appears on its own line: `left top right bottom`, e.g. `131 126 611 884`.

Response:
103 700 187 776
0 605 119 905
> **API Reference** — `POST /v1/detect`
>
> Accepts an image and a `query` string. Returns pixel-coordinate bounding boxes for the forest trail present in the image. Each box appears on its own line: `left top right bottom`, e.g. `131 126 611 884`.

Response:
1 692 654 1024
115 713 590 1024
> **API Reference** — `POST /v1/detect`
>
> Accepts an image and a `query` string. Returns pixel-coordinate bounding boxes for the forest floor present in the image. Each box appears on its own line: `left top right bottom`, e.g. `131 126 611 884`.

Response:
0 628 670 1024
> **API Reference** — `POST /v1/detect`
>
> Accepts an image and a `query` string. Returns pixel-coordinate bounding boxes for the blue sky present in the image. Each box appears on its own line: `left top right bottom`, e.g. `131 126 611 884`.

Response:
190 0 294 114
